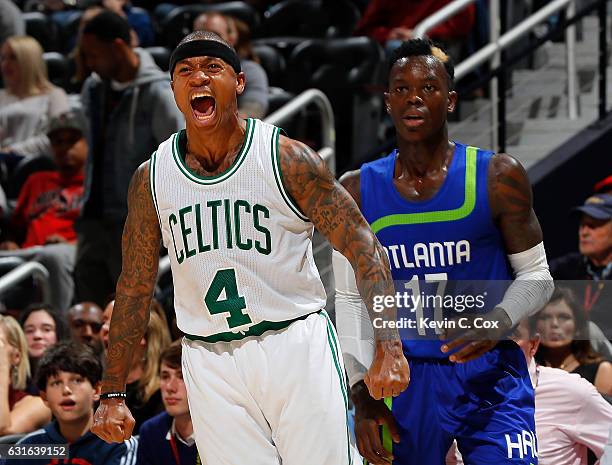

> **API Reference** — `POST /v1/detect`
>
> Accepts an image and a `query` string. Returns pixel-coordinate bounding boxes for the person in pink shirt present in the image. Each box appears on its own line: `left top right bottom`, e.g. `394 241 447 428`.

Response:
515 319 612 465
448 319 612 465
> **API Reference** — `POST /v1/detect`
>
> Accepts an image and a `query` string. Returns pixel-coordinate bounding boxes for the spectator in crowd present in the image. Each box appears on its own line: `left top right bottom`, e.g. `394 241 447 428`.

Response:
534 287 612 396
354 0 475 56
0 0 24 45
550 194 612 335
0 108 88 312
19 304 67 392
594 175 612 194
76 11 183 307
0 341 137 465
0 36 69 158
137 341 198 465
0 315 51 436
515 318 612 465
101 299 170 434
67 302 104 355
102 0 155 47
193 12 269 118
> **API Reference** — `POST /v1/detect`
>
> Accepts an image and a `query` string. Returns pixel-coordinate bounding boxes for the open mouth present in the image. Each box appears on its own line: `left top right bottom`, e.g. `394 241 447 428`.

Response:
190 93 216 121
60 399 77 408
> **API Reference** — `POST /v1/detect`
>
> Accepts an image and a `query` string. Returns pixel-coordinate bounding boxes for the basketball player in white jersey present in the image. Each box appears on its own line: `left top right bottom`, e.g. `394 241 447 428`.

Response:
91 31 409 464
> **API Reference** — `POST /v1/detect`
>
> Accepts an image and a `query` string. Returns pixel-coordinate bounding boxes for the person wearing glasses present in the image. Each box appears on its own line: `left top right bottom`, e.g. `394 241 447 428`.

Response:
67 302 104 355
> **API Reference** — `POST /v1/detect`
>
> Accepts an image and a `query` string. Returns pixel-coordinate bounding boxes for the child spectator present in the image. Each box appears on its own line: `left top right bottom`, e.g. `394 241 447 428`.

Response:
0 341 137 464
137 341 198 464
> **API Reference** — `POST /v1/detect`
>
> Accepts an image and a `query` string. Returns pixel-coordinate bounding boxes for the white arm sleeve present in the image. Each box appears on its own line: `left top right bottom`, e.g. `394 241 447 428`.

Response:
497 242 554 326
333 249 374 387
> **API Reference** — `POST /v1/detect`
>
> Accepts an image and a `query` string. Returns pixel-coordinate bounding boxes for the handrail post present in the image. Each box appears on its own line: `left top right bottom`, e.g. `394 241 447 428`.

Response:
598 0 608 120
490 0 500 150
566 0 578 119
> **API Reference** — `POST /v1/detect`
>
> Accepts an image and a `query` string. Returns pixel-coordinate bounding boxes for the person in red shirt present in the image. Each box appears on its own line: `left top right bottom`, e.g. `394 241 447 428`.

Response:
0 109 87 313
354 0 475 53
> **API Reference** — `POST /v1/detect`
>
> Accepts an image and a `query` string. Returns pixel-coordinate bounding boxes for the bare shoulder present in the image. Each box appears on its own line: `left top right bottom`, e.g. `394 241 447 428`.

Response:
487 152 532 216
339 169 361 208
277 134 335 198
127 160 155 207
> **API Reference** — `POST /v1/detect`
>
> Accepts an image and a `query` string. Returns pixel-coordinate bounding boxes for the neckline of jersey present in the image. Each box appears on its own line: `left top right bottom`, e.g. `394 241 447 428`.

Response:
171 118 255 185
370 144 478 234
388 141 461 209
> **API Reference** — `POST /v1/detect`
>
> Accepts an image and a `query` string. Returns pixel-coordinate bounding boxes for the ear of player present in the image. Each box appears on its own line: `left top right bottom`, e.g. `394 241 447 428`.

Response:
364 339 410 399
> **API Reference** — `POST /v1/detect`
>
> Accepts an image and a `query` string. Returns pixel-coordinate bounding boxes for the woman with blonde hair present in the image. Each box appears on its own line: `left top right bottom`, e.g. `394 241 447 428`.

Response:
0 35 69 157
101 299 171 433
0 314 52 435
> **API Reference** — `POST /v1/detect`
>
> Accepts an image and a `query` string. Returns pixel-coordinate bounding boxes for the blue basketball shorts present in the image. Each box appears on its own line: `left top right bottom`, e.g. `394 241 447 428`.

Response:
381 341 537 465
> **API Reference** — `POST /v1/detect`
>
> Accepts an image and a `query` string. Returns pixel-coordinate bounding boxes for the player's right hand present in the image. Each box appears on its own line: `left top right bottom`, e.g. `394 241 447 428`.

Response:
364 340 410 400
91 398 135 443
352 381 400 464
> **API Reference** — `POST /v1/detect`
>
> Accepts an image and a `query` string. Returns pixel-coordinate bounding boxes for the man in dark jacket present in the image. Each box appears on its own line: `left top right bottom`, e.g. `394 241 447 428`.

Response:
77 11 183 307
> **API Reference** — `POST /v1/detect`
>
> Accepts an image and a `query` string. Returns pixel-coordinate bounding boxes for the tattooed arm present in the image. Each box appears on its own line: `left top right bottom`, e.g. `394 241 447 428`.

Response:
442 153 552 363
91 161 161 442
278 136 409 399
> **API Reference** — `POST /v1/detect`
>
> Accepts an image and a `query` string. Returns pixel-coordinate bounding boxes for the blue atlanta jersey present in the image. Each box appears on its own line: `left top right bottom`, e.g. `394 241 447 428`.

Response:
361 142 513 358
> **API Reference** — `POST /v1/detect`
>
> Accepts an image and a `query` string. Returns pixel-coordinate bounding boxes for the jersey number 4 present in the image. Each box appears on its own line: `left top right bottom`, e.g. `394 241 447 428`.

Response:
204 269 253 328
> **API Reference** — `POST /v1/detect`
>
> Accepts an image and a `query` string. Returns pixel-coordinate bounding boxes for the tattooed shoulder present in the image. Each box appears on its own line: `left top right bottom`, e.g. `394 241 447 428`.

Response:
339 169 361 208
487 152 532 221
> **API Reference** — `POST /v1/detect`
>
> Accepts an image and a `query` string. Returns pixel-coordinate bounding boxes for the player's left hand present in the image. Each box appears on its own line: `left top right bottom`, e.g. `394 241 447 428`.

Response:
440 307 513 363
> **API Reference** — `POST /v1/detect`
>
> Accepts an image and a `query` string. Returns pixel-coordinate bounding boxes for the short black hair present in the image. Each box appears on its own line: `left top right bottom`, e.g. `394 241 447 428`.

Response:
35 341 102 391
388 38 455 89
177 30 234 52
19 303 68 342
82 10 131 45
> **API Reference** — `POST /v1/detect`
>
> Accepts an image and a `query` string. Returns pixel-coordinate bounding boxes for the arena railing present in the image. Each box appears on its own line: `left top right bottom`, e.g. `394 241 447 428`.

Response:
157 89 338 305
413 0 591 151
0 260 51 304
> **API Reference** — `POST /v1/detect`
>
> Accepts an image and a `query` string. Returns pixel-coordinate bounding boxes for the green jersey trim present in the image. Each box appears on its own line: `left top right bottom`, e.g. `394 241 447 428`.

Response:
270 127 310 222
171 118 255 185
370 146 478 234
149 151 162 227
183 311 318 343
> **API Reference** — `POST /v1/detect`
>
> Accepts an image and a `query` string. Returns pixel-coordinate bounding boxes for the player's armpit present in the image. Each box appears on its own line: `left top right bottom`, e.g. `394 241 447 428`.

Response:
277 136 409 399
488 153 543 254
103 161 162 393
276 136 392 331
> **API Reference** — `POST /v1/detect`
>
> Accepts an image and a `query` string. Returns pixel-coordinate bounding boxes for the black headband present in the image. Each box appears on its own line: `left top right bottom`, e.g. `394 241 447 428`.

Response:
169 39 241 77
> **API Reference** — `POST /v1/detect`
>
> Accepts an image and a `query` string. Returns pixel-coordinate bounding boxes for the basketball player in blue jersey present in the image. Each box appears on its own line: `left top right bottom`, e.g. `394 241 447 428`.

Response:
90 31 409 465
335 39 554 464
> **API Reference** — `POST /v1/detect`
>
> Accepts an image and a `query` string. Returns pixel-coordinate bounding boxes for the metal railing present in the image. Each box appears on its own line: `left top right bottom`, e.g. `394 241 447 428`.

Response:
157 89 338 286
413 0 581 150
0 261 51 303
264 88 336 174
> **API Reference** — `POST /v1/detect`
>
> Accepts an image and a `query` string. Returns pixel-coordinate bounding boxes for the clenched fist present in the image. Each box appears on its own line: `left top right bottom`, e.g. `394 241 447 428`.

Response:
364 340 410 400
91 398 135 443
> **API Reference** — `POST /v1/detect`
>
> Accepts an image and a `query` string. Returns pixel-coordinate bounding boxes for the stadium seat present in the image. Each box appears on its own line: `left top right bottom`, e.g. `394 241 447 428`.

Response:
267 87 295 115
43 52 70 91
159 2 259 49
23 12 59 52
6 156 57 200
145 46 171 72
252 44 286 88
287 36 384 93
286 37 385 171
58 10 83 54
257 0 359 38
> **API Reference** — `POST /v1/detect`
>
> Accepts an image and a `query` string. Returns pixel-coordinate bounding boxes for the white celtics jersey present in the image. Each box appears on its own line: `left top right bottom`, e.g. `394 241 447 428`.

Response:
150 118 327 337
